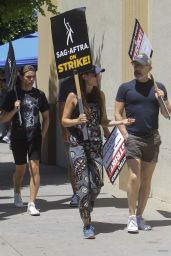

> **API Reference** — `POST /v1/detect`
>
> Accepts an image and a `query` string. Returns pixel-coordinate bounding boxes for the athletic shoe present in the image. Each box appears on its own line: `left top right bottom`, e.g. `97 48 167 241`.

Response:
70 194 78 207
14 193 24 207
127 215 138 233
27 202 40 216
137 216 152 231
83 225 95 239
2 136 10 144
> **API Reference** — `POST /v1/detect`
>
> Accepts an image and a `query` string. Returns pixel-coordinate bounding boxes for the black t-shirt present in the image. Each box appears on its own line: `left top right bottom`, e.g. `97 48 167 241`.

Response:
58 77 76 102
2 87 49 140
116 79 168 136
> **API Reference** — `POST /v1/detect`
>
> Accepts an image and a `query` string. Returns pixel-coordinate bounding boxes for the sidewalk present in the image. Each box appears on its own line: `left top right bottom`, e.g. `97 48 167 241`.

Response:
0 142 171 256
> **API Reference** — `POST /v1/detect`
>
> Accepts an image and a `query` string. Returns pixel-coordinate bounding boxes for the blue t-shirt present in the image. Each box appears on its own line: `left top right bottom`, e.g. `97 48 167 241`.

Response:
115 79 168 136
58 77 76 102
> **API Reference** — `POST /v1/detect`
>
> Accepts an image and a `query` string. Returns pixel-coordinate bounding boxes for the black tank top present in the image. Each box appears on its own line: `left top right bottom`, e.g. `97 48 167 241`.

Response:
68 102 102 143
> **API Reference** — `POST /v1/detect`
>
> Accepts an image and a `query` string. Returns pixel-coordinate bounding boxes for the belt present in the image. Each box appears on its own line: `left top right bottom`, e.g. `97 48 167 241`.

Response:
129 130 157 138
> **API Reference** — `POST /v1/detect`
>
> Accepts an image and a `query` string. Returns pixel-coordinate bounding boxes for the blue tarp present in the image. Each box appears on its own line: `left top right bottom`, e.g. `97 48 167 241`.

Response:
0 32 38 68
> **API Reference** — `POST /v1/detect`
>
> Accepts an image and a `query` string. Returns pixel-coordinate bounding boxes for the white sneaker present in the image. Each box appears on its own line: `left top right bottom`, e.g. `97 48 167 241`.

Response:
14 193 24 207
137 216 152 231
127 215 138 233
2 136 10 144
27 202 40 216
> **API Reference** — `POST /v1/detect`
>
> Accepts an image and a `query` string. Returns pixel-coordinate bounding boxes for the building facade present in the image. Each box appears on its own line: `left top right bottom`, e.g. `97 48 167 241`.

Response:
38 0 171 203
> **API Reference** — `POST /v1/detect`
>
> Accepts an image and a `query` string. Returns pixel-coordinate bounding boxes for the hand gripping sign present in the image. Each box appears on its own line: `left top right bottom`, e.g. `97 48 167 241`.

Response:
51 7 93 139
129 19 170 120
150 74 170 119
103 127 126 184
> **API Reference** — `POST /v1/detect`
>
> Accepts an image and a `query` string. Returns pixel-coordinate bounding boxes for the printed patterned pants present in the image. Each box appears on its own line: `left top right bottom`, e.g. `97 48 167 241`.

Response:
69 141 103 219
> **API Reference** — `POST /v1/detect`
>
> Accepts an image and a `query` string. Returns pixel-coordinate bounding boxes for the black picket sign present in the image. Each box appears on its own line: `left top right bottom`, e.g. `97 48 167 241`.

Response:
5 41 22 125
51 7 93 79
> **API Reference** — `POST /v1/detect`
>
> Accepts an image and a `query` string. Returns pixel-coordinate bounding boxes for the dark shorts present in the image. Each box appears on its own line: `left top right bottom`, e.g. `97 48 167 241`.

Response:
125 130 161 163
11 135 42 165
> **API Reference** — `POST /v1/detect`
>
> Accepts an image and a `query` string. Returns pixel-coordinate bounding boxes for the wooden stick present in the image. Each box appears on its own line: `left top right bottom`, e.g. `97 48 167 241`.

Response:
74 72 88 140
150 73 170 120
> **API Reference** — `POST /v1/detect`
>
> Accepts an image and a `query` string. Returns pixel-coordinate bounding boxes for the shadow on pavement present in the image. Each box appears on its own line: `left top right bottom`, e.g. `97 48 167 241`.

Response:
0 162 15 189
93 219 171 235
0 203 27 221
95 196 128 209
0 196 127 222
36 196 127 214
149 219 171 228
93 221 126 234
157 210 171 219
0 162 69 190
0 196 76 221
36 197 77 212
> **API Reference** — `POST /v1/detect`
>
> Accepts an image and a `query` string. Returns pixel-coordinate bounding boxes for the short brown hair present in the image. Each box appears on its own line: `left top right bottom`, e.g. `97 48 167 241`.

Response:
20 65 36 75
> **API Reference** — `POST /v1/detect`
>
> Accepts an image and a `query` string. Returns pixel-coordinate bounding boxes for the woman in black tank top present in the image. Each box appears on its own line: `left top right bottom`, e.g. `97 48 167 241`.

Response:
62 67 134 239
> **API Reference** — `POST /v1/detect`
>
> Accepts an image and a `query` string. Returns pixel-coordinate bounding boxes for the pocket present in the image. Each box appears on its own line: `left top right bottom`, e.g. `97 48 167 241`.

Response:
153 131 161 146
124 134 129 144
124 134 132 146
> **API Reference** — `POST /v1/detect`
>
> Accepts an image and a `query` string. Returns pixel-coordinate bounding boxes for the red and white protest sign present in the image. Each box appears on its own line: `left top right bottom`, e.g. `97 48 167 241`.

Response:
129 19 170 119
128 19 153 60
103 127 126 184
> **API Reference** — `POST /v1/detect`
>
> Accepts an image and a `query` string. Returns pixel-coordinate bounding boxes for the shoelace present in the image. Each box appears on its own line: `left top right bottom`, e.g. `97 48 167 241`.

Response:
128 216 137 225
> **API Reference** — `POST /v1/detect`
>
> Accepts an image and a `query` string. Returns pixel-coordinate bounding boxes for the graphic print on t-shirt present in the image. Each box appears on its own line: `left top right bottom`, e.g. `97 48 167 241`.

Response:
22 93 39 128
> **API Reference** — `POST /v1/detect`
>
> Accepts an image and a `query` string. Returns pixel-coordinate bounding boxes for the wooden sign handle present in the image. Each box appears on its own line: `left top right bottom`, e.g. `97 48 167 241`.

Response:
74 72 88 140
150 73 170 120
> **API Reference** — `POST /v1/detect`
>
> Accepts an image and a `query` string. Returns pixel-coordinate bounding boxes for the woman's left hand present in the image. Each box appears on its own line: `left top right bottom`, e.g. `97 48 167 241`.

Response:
122 118 135 125
77 113 88 124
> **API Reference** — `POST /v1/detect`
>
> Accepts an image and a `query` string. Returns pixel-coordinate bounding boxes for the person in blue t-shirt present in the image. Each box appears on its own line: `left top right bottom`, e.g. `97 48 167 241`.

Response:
115 53 171 234
62 66 135 239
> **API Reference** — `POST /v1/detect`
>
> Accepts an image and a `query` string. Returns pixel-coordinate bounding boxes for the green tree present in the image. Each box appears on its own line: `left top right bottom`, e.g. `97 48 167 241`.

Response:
0 0 57 44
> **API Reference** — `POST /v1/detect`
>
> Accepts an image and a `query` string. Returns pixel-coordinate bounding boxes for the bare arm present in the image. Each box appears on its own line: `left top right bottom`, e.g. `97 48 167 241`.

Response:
155 88 171 117
100 91 111 126
41 110 49 139
115 100 129 140
165 100 171 113
0 100 20 123
160 99 171 117
100 91 135 128
62 92 87 127
58 101 70 142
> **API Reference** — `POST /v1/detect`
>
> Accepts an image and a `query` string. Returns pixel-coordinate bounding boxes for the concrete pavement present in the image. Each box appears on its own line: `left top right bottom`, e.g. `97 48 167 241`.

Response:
0 142 171 256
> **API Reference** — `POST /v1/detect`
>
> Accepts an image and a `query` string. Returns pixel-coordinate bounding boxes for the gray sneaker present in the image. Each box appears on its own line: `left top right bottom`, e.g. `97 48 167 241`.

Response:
137 216 152 231
14 193 24 207
70 194 78 207
127 215 138 233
